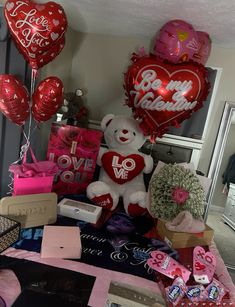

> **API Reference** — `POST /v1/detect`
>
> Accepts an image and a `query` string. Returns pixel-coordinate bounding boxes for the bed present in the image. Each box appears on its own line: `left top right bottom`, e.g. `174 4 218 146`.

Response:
0 210 234 307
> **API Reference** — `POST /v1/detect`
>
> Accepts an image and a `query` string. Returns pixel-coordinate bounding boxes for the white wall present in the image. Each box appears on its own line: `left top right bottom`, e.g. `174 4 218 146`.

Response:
42 28 235 177
42 28 152 119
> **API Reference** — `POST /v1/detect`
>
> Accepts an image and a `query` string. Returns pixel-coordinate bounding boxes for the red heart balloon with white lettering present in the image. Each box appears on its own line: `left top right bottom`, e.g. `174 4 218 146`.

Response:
0 74 30 125
14 34 66 70
4 0 67 70
101 151 145 184
32 76 64 123
124 54 210 138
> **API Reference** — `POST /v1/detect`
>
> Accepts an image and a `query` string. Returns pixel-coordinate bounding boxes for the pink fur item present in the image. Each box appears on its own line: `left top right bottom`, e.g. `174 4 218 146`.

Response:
165 210 206 233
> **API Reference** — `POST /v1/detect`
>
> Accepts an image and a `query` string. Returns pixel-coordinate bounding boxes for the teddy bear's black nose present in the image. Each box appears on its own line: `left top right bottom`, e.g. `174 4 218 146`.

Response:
122 130 128 134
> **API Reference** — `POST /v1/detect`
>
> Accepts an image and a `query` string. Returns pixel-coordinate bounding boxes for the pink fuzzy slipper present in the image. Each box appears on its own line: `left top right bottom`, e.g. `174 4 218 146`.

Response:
165 211 205 233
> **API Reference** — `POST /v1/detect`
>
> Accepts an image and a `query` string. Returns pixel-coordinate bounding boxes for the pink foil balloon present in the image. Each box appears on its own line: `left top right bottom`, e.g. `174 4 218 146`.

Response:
193 31 211 65
154 19 199 63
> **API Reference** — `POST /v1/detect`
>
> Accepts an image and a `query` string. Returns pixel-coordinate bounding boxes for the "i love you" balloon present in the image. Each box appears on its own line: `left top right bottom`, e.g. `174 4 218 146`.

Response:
4 0 67 70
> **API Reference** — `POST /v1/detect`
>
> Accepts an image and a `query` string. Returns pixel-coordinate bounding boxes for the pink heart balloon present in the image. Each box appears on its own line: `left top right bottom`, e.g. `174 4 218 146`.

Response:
154 19 199 63
192 31 212 65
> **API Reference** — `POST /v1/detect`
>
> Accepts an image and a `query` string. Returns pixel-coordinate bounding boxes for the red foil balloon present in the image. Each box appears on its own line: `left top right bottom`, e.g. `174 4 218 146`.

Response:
15 35 66 70
0 74 30 125
32 76 64 123
193 31 212 65
4 0 67 70
154 19 199 63
124 54 210 138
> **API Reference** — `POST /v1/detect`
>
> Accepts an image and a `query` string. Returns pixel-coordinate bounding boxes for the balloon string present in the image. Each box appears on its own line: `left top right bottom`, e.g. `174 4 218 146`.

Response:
8 69 38 195
28 68 37 142
7 130 31 195
30 69 38 98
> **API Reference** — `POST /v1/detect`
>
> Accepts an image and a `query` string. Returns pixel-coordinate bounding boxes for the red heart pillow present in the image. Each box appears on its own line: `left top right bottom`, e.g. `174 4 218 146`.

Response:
101 151 145 184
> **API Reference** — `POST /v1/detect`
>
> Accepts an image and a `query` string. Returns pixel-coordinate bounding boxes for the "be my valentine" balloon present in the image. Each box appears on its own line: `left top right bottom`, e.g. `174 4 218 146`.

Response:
4 0 67 70
124 54 210 138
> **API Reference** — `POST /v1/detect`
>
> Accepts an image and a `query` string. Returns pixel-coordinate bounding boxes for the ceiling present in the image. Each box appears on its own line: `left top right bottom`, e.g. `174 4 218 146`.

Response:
35 0 235 47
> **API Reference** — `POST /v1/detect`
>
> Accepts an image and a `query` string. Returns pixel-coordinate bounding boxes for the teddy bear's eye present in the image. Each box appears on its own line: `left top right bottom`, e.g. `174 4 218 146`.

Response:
114 129 118 133
133 132 136 136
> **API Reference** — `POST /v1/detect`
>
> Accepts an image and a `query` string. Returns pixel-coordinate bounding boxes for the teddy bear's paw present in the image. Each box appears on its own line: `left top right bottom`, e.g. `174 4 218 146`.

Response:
86 181 119 210
127 203 147 217
124 191 148 217
129 191 147 208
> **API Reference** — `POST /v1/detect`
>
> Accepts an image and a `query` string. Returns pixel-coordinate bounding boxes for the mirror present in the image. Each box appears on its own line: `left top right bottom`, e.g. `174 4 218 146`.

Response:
205 101 235 273
204 102 235 221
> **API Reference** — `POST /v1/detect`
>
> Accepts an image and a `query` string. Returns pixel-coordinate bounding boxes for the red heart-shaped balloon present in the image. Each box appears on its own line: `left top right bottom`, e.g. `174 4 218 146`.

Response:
15 35 66 70
0 74 30 125
125 55 210 138
32 76 64 123
4 0 67 70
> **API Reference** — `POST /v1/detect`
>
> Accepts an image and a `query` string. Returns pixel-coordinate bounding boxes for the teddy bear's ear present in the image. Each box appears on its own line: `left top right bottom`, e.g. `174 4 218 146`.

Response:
101 114 115 131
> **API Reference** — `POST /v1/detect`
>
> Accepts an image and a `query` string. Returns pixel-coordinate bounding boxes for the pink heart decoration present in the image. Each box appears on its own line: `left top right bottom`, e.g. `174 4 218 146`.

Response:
147 250 191 282
4 0 67 70
154 19 199 63
193 246 216 284
193 31 212 65
101 151 145 184
32 76 64 123
0 74 30 125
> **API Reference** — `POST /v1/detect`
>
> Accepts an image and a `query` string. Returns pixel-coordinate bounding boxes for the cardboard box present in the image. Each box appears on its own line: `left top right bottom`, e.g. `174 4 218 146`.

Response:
0 215 20 252
41 225 82 259
157 219 214 249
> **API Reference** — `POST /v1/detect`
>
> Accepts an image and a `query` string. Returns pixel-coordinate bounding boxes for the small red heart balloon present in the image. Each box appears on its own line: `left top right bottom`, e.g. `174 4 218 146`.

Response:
32 76 64 123
0 74 30 125
4 0 67 70
124 54 210 138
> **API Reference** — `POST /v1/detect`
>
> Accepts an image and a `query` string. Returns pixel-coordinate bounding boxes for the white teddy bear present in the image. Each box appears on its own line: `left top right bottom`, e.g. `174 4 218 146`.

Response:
86 114 153 216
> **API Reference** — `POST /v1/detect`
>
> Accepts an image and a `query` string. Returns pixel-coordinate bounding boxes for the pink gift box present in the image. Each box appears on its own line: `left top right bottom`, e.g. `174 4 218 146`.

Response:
41 225 82 259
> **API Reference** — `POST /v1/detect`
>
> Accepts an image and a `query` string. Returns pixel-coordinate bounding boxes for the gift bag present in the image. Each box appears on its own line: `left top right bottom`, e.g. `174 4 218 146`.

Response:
47 123 103 196
9 147 59 196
